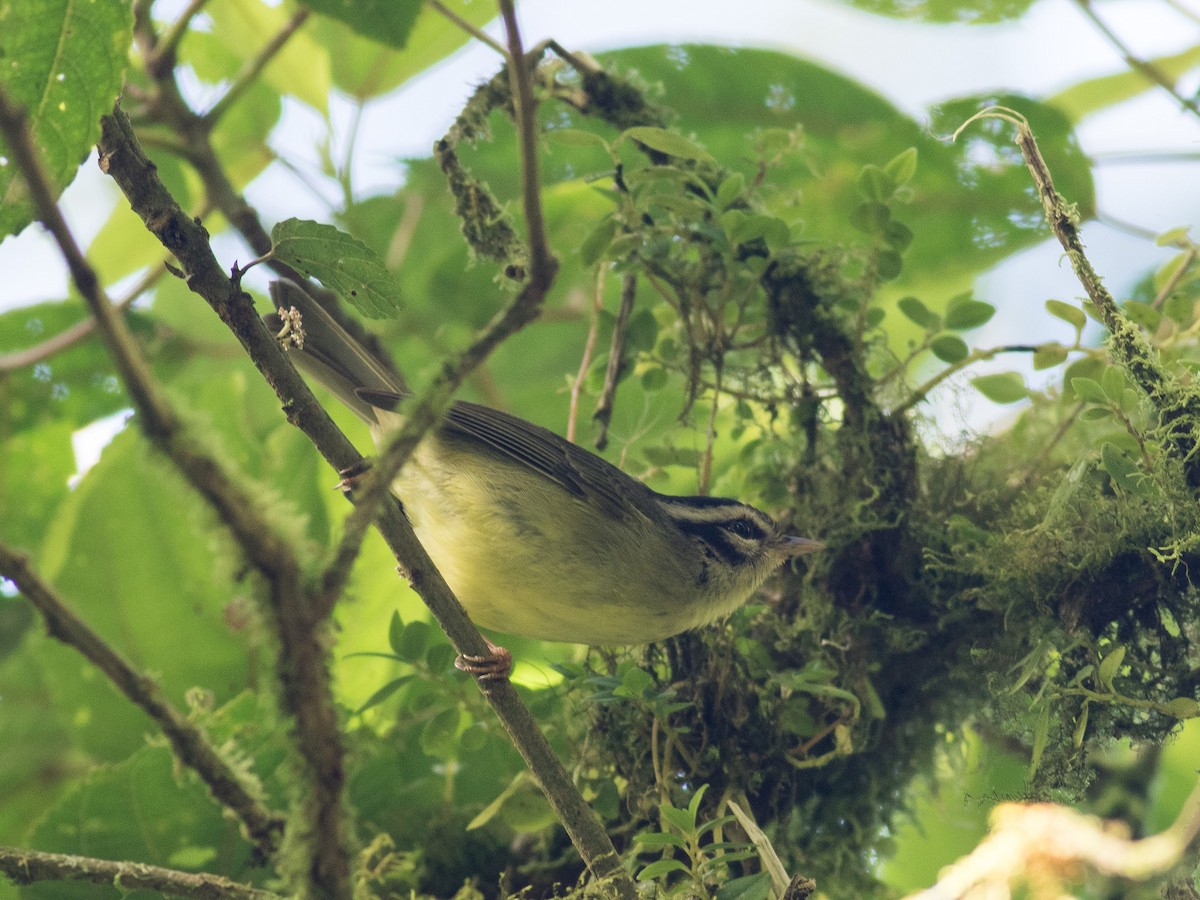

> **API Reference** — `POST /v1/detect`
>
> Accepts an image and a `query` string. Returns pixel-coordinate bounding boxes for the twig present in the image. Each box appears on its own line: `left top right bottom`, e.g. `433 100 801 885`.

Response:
568 266 607 442
203 8 311 126
0 544 285 855
150 0 209 74
956 107 1200 480
428 0 506 55
0 263 164 372
895 344 1041 415
0 845 283 899
593 273 637 451
95 105 353 900
498 0 553 280
1072 0 1200 119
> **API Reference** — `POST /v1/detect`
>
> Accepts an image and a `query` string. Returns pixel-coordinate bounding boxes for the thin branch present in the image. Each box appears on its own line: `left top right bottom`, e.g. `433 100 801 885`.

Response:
1072 0 1200 119
499 0 554 280
0 845 283 900
0 543 285 856
568 266 607 442
895 344 1042 415
428 0 506 55
203 8 311 127
0 263 164 372
593 273 637 451
151 0 209 73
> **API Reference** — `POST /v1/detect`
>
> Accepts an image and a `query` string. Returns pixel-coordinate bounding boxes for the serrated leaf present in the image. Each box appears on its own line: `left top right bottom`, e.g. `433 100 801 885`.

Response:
897 296 938 329
270 218 403 318
971 372 1028 404
1070 377 1109 405
1097 645 1125 691
622 126 715 163
296 0 421 49
930 334 969 363
883 147 918 186
0 0 132 238
945 299 996 330
1046 299 1087 332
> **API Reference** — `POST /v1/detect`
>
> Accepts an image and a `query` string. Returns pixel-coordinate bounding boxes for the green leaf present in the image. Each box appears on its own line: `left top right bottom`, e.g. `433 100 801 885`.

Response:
395 621 430 664
296 0 421 49
546 127 610 148
580 217 617 266
883 147 918 186
896 296 938 329
622 126 716 163
856 164 895 202
1049 43 1200 121
419 706 463 759
1100 366 1127 403
717 872 773 900
1029 702 1050 779
635 831 689 851
944 298 996 330
849 201 891 235
1122 300 1162 331
1162 697 1200 719
1033 344 1068 370
1046 299 1087 332
1072 701 1089 749
1070 377 1109 405
641 367 668 391
930 334 969 363
270 218 403 318
388 609 405 655
1097 645 1125 691
660 802 696 835
1100 442 1141 494
971 372 1028 404
0 0 132 238
355 675 412 714
638 858 690 881
884 219 914 251
716 171 746 208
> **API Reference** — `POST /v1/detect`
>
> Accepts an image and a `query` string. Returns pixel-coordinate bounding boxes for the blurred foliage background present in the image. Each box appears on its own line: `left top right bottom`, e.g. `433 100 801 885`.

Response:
1 0 1199 898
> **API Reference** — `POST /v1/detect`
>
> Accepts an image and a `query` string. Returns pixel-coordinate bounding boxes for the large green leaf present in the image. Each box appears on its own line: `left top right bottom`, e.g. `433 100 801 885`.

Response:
298 0 422 51
0 0 131 239
32 429 252 761
316 0 498 100
1049 43 1200 122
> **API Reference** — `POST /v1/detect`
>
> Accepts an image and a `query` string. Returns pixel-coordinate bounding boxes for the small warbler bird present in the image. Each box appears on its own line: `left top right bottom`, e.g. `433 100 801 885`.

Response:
266 280 822 664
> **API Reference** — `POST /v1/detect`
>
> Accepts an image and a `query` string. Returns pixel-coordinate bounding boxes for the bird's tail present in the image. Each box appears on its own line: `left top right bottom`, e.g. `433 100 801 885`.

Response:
265 279 406 425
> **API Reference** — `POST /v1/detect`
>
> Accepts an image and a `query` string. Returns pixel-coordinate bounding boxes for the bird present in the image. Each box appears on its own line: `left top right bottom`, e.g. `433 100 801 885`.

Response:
265 279 822 675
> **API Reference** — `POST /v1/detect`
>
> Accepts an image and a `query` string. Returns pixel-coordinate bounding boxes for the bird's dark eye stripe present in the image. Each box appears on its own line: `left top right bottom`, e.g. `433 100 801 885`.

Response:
675 519 747 565
724 518 765 540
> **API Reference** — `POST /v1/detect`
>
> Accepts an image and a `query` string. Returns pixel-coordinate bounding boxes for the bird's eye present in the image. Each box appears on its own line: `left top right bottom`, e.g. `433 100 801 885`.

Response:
727 519 757 539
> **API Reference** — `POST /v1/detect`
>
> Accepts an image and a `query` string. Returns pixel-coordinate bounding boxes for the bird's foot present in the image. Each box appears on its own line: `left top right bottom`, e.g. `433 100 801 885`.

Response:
455 638 512 683
334 458 372 492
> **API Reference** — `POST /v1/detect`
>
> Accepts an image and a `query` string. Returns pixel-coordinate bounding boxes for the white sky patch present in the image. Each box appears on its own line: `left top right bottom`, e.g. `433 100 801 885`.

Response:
69 408 133 488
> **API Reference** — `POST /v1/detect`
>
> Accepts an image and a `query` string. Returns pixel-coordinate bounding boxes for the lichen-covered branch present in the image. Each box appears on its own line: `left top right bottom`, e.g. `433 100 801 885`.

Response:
0 845 283 900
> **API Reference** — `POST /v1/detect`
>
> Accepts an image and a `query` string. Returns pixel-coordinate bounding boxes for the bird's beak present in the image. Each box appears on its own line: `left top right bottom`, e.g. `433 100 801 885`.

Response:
780 535 825 556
